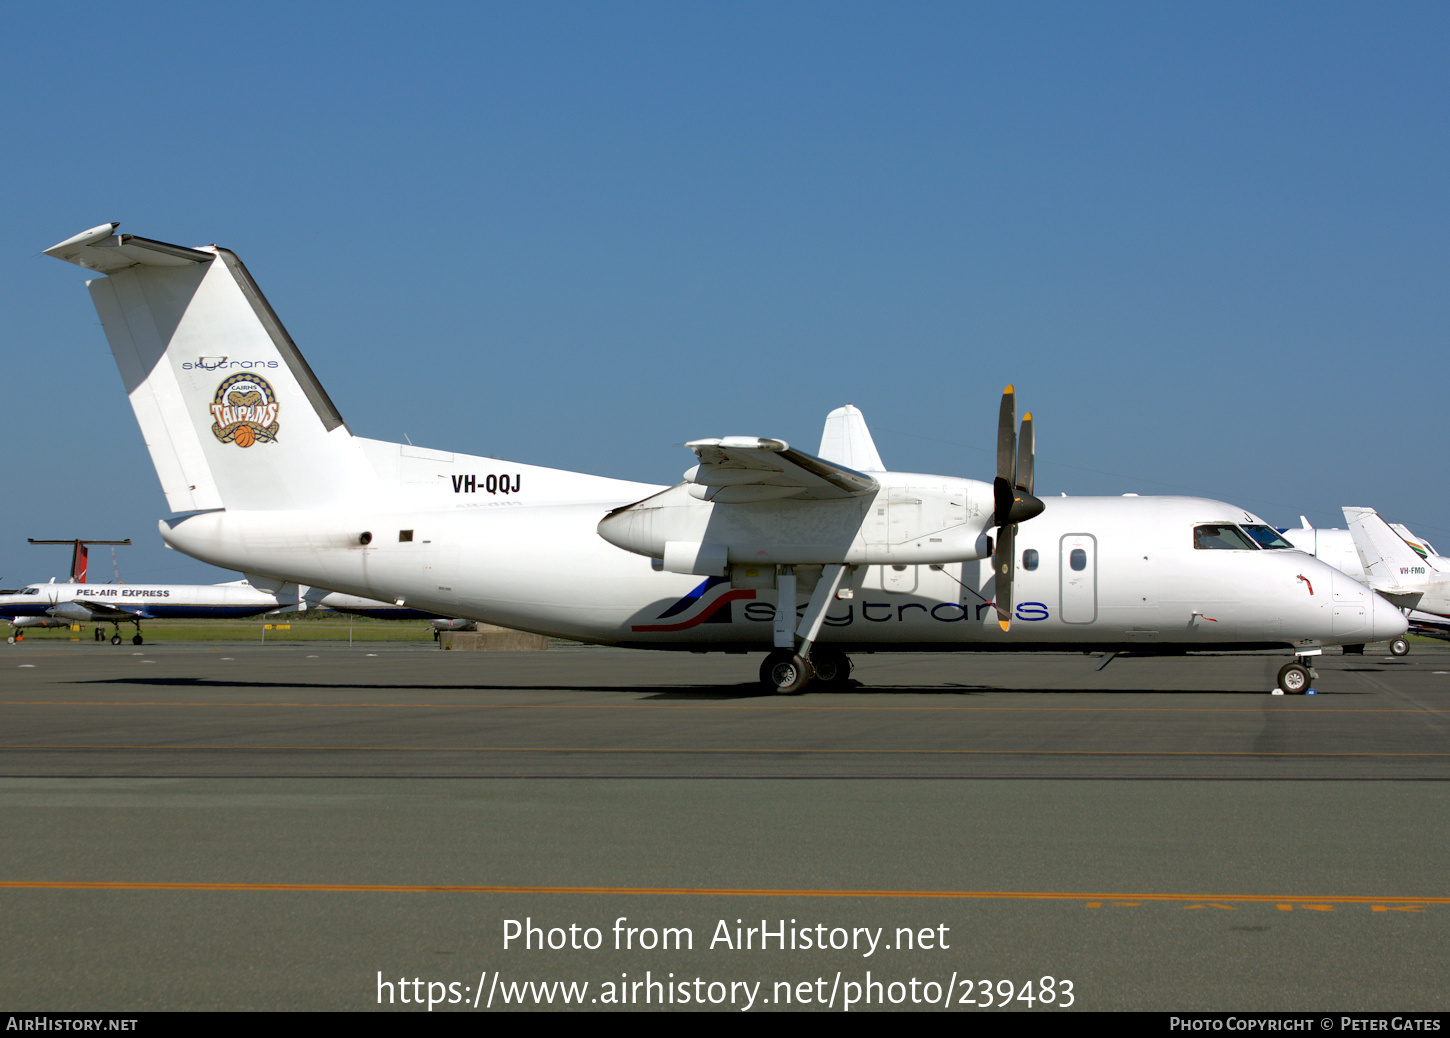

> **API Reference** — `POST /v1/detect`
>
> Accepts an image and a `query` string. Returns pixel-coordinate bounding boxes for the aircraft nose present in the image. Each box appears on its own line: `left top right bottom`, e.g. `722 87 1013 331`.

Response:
1371 593 1409 641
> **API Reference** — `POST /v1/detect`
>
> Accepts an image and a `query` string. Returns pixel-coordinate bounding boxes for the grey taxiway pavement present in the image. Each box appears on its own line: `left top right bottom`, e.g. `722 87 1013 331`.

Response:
1 642 1448 1011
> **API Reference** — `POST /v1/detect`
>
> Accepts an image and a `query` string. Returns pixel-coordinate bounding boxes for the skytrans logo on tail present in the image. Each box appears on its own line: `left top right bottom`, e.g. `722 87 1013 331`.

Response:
209 373 281 448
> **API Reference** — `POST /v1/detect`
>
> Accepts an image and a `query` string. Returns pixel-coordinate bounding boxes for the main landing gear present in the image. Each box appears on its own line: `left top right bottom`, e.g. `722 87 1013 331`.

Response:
759 647 854 695
758 565 857 694
102 622 144 646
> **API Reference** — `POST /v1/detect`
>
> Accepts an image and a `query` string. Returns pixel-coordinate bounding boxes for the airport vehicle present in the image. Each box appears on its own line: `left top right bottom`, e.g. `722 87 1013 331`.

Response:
0 578 283 644
43 223 1405 692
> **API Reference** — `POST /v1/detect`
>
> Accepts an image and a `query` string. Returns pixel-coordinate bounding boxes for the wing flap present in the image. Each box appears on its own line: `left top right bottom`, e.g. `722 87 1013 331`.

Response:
683 438 878 502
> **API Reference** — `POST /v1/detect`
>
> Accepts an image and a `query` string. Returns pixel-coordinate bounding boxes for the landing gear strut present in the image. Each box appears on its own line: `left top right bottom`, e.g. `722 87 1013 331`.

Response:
759 564 857 693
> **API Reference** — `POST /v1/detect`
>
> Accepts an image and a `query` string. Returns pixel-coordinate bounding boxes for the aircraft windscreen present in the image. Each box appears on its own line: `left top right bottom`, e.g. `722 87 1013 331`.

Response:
1241 524 1295 549
1193 524 1260 550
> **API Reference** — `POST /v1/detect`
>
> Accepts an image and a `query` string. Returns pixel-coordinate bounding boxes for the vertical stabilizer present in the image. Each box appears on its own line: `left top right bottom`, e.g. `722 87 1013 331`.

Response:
817 404 886 472
1344 506 1428 588
46 226 375 512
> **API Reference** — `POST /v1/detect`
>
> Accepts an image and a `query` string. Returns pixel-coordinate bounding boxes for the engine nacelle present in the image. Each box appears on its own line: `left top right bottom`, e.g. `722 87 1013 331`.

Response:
598 479 995 568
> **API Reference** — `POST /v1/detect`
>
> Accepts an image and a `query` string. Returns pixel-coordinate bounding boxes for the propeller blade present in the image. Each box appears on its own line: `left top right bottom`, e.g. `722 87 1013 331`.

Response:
994 523 1015 630
993 475 1015 528
997 385 1016 487
1016 413 1034 495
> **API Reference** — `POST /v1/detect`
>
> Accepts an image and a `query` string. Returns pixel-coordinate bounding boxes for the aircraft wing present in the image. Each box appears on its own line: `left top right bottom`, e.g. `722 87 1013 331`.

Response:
1408 609 1450 639
69 600 152 620
682 438 878 503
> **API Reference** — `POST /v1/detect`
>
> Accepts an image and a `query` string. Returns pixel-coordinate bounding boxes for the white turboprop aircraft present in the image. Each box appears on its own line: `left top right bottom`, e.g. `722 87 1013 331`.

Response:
42 223 1405 693
0 578 284 644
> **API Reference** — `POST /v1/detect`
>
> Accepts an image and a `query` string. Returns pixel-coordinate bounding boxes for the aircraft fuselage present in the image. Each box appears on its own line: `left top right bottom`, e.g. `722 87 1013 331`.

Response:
157 484 1395 653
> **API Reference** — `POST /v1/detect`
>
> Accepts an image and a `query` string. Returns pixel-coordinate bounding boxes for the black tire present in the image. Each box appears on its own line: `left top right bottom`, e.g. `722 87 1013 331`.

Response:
132 634 144 646
760 650 813 694
1276 662 1310 694
809 649 852 687
1389 638 1410 657
1342 644 1365 655
5 635 13 645
111 634 122 645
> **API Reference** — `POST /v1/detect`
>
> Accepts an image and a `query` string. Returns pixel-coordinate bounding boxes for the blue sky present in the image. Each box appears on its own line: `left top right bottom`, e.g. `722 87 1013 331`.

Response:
2 3 1447 583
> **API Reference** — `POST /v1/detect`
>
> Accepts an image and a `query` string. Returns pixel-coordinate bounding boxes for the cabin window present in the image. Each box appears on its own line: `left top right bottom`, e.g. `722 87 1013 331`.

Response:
1241 524 1293 549
1023 549 1039 571
399 530 414 542
1193 524 1258 550
1069 548 1087 571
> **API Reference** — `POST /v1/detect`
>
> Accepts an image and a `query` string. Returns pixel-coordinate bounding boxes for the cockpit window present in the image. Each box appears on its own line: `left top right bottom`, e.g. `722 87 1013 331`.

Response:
1193 524 1259 550
1241 524 1294 549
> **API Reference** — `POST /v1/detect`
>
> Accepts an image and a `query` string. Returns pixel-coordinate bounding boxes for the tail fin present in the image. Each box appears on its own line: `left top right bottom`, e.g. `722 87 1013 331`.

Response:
26 538 130 585
817 404 885 472
45 224 372 512
1343 506 1428 588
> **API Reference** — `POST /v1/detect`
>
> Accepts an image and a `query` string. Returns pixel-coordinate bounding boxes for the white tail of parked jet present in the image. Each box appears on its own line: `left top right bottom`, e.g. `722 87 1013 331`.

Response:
1343 506 1450 617
1343 506 1435 589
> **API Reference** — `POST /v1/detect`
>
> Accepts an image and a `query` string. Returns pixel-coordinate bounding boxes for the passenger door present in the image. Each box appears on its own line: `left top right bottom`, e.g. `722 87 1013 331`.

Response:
1060 534 1098 624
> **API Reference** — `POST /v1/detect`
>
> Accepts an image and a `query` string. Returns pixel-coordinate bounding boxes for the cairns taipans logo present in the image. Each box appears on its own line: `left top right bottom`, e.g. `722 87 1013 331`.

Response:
209 373 280 448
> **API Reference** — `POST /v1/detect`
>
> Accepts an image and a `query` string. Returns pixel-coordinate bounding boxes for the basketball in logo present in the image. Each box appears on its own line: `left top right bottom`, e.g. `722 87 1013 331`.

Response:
209 374 281 447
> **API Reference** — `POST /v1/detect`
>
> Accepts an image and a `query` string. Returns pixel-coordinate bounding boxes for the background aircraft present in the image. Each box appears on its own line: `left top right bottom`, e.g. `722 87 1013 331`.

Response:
42 223 1404 692
0 537 135 637
306 590 476 637
1276 512 1448 654
0 578 283 644
1 538 455 643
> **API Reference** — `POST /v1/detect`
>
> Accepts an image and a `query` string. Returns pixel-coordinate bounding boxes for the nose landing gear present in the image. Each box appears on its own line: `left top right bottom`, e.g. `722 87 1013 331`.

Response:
1276 662 1312 694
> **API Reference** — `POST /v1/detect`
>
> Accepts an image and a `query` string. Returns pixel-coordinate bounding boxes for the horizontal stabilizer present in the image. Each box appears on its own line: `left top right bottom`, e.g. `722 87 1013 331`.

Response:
45 225 214 274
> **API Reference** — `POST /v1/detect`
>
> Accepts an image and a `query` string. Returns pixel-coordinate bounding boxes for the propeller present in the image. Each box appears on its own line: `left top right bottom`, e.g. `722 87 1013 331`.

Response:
991 385 1045 630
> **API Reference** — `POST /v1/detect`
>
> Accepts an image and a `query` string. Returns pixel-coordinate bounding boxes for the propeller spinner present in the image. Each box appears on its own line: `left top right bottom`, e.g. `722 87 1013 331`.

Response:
991 385 1045 630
